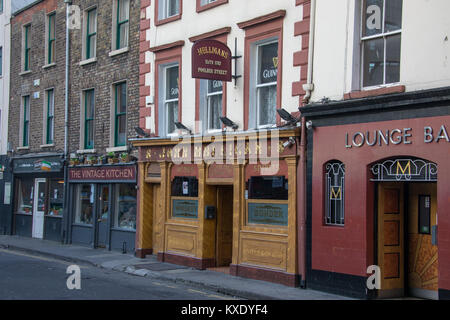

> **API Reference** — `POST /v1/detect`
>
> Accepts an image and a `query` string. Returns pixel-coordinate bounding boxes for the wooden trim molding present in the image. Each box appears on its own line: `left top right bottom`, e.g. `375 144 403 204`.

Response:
344 85 406 100
196 0 228 13
237 10 286 30
189 27 231 43
149 40 185 53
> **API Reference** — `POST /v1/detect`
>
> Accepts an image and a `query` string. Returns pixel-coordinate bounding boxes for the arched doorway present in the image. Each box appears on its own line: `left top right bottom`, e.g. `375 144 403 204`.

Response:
371 157 438 300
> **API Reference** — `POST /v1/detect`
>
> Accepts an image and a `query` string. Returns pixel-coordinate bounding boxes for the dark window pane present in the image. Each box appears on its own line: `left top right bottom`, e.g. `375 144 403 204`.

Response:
208 80 222 94
166 66 179 100
258 85 277 126
171 177 199 197
167 101 178 133
117 83 127 114
385 34 401 84
363 37 384 87
115 184 137 230
385 0 402 33
258 42 278 84
208 94 222 130
247 176 288 200
362 0 383 37
117 114 126 145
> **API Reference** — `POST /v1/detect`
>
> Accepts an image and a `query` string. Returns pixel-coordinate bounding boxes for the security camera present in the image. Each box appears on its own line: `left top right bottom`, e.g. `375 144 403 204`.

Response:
282 137 296 148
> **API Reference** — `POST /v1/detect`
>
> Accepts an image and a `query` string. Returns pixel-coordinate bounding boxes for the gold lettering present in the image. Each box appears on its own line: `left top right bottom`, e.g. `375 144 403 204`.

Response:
330 187 342 200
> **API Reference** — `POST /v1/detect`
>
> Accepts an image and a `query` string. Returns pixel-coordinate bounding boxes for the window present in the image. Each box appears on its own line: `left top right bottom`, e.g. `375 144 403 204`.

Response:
255 41 278 127
74 184 94 225
197 0 227 12
45 89 55 145
48 180 64 217
158 0 180 21
0 1 3 14
361 0 402 87
22 96 30 147
115 0 129 50
200 80 223 132
114 82 127 147
86 8 97 59
84 89 95 149
17 179 34 215
200 0 216 4
163 65 179 135
23 25 31 71
325 161 345 226
114 184 137 230
47 13 56 64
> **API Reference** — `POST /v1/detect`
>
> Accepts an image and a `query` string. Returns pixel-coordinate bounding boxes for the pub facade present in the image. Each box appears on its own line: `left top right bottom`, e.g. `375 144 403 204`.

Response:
134 0 311 286
301 0 450 299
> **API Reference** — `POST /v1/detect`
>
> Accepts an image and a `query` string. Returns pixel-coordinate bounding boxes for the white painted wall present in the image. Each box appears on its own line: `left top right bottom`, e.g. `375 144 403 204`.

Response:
310 0 450 103
144 0 303 135
0 0 11 154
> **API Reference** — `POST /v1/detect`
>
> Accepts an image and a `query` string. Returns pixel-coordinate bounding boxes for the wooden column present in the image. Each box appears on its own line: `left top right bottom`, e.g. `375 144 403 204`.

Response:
286 157 298 275
156 161 170 258
231 163 244 269
136 162 153 257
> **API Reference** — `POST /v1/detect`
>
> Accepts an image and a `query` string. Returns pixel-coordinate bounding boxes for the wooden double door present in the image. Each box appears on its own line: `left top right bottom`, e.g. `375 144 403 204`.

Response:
378 182 438 299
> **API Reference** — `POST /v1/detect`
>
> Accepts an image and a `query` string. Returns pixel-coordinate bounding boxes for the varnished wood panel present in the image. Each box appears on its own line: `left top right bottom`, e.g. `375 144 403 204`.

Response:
240 238 287 271
384 189 399 214
384 221 400 246
166 227 197 256
384 253 400 279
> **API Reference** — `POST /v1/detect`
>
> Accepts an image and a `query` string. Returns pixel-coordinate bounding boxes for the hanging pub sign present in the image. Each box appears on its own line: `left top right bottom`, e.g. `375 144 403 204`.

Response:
192 40 232 82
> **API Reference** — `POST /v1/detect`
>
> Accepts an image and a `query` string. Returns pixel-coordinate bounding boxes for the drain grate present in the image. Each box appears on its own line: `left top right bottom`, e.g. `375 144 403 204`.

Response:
134 263 189 271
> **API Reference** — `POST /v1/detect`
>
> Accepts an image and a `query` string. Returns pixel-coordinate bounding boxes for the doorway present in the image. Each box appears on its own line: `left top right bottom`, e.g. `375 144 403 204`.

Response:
32 178 46 239
96 185 110 248
377 182 438 299
215 186 234 269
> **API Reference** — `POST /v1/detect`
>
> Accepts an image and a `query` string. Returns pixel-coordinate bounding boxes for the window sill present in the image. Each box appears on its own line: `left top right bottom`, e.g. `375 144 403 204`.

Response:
344 85 405 100
196 0 228 13
155 14 182 26
17 146 30 150
79 57 97 66
42 63 56 69
109 47 129 57
40 144 54 148
106 146 127 153
77 149 97 154
19 70 32 76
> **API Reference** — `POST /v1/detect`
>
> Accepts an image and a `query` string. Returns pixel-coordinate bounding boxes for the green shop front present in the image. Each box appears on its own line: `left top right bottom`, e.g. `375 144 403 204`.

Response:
67 164 137 253
12 154 65 241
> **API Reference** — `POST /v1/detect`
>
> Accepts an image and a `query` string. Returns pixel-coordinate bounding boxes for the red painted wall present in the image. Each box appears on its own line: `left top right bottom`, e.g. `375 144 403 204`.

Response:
311 115 450 290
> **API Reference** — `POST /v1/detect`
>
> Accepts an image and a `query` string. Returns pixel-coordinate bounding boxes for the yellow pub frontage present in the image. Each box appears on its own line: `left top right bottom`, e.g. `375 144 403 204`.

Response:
132 128 301 286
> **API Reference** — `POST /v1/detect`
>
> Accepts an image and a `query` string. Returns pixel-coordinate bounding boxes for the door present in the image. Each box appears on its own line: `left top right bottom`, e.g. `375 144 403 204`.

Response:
216 186 233 267
32 178 46 239
96 185 110 248
152 184 162 254
407 183 438 300
377 182 405 297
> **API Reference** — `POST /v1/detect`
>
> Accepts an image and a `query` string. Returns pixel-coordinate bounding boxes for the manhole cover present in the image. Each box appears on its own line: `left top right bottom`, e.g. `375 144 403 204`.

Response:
134 263 188 271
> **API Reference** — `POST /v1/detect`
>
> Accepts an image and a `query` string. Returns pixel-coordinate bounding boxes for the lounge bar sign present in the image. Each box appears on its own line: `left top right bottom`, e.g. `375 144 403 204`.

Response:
192 40 232 82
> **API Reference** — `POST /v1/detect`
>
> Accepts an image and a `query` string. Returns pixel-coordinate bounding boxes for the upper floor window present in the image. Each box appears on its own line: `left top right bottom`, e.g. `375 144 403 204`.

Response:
0 1 3 14
200 80 223 132
114 82 127 147
23 25 31 71
22 96 30 147
85 7 97 59
361 0 402 87
115 0 129 50
47 13 56 65
158 0 180 21
45 89 55 145
197 0 228 12
84 89 95 150
254 40 279 128
325 161 345 226
163 65 179 135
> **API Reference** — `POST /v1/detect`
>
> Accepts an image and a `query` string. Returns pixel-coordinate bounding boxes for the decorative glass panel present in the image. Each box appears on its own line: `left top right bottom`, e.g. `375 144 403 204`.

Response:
325 161 345 226
371 158 438 182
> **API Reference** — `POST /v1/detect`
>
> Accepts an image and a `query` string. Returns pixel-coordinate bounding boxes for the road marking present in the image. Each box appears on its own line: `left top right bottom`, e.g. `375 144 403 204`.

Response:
0 249 88 269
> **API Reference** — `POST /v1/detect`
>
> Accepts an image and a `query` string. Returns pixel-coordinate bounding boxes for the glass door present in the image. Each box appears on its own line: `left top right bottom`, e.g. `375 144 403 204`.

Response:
32 179 46 239
96 185 110 248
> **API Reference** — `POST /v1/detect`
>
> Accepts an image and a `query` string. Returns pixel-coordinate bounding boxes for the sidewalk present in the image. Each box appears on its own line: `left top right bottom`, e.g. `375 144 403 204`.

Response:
0 235 352 300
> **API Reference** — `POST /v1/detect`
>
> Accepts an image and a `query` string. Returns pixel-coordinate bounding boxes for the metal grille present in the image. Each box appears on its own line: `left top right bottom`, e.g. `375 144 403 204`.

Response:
371 158 438 182
325 161 345 226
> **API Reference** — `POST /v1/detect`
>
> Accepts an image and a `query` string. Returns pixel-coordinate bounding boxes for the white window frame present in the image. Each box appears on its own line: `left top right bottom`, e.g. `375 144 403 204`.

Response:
158 0 180 20
360 0 402 90
251 38 279 129
203 79 223 134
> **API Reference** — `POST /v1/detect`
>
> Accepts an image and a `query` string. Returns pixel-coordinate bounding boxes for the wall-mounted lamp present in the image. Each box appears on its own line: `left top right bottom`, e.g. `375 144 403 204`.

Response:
174 122 193 135
306 121 313 130
283 137 296 149
220 117 239 131
135 127 151 138
277 108 300 126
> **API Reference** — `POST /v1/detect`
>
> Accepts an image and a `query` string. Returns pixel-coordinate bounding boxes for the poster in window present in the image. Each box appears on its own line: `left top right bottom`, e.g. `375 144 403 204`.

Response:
258 42 278 84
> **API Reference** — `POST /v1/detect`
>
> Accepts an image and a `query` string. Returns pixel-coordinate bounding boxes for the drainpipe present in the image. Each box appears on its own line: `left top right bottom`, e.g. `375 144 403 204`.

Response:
63 0 72 244
298 0 316 288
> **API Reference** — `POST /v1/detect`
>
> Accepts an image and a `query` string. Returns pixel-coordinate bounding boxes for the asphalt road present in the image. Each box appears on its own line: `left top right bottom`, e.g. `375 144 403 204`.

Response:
0 249 236 300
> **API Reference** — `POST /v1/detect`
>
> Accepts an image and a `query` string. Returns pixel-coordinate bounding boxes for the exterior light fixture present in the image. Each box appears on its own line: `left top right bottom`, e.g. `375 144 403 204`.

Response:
283 137 296 149
277 108 300 126
306 120 313 130
174 122 193 135
135 127 151 138
220 117 239 130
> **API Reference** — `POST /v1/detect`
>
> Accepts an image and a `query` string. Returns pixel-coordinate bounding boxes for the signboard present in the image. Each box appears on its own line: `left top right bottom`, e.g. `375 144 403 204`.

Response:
192 40 232 82
172 199 199 219
69 166 136 183
247 202 288 226
13 157 63 174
